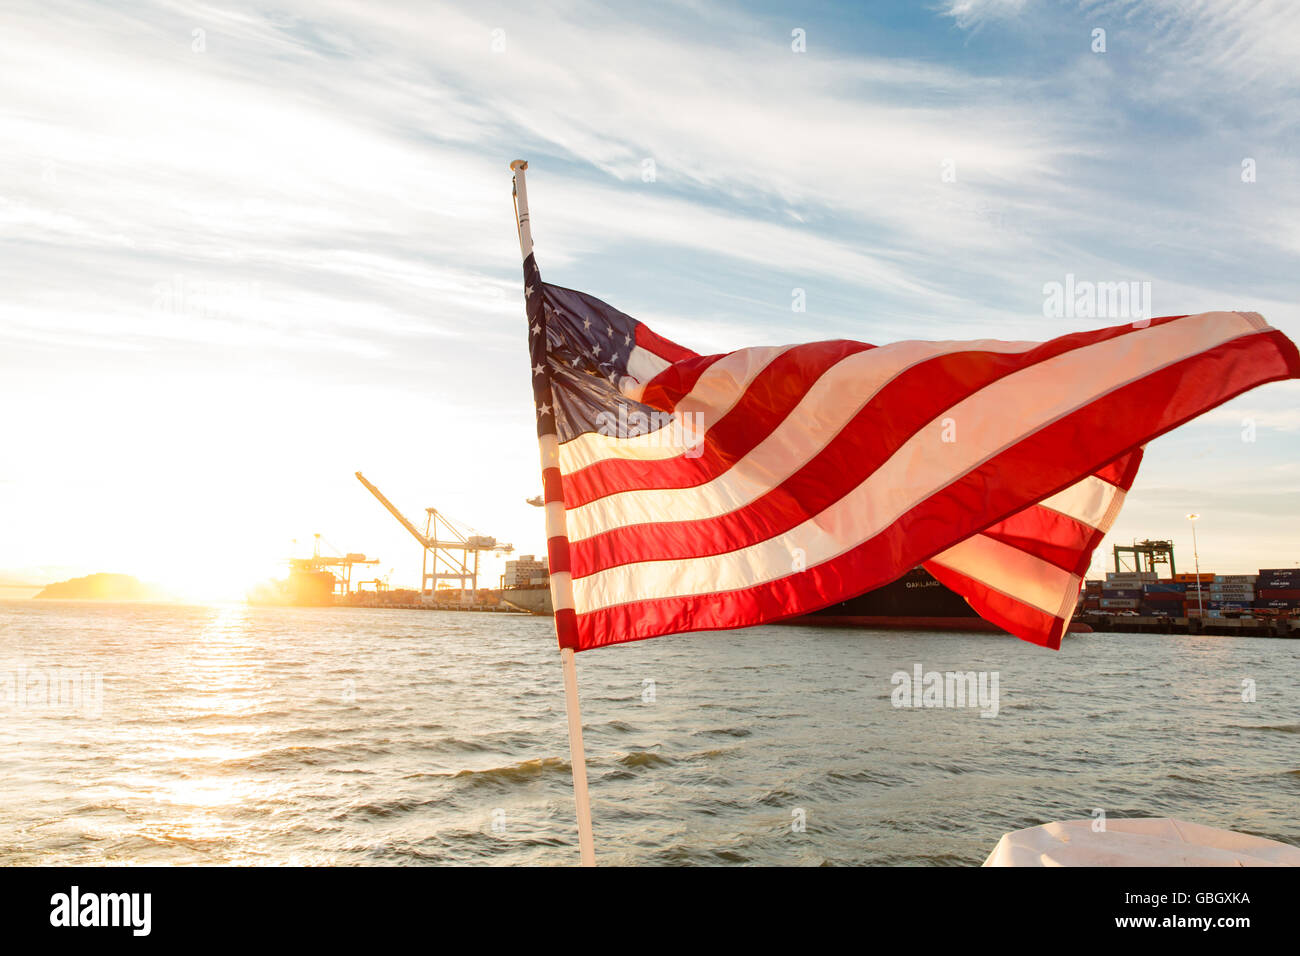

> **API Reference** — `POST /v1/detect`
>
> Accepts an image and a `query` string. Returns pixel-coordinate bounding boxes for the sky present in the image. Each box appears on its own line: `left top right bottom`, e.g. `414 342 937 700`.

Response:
1 0 1298 600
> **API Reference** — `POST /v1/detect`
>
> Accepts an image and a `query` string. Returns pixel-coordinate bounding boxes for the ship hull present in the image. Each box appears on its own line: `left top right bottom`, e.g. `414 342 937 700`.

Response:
784 613 1092 634
782 567 1091 634
494 587 554 615
490 569 1091 634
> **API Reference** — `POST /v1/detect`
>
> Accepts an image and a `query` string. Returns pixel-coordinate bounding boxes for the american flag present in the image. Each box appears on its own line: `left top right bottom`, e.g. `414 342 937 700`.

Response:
523 256 1299 652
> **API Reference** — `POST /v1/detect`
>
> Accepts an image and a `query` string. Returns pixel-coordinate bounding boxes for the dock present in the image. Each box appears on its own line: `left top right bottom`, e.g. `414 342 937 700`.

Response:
1081 613 1300 638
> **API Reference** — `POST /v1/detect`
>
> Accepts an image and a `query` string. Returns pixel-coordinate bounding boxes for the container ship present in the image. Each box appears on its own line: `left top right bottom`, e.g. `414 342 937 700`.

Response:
247 536 379 608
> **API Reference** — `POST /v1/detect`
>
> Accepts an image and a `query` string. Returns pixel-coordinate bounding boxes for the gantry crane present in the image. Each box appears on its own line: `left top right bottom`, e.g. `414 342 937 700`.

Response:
289 533 379 599
1114 539 1177 576
355 472 513 605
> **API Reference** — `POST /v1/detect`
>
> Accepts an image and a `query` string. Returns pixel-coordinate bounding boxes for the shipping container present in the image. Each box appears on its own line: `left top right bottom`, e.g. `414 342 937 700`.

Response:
1101 588 1143 599
1144 582 1187 593
1257 568 1300 579
1259 576 1300 590
1172 573 1214 582
1258 588 1300 600
1214 574 1257 584
1099 598 1139 608
1142 593 1183 604
1256 598 1300 609
1207 600 1250 611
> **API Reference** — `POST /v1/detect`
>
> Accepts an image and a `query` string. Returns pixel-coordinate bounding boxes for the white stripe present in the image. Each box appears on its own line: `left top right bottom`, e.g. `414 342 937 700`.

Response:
538 433 560 470
1037 475 1123 529
623 345 670 400
928 534 1079 617
558 344 790 473
548 571 575 612
566 337 1039 542
571 312 1261 613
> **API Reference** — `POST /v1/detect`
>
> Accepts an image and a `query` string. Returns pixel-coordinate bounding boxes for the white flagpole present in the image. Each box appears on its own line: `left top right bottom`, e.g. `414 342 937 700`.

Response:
510 159 597 866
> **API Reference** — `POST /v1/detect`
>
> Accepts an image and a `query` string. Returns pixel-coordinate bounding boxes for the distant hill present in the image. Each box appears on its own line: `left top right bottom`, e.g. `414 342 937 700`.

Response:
34 573 164 601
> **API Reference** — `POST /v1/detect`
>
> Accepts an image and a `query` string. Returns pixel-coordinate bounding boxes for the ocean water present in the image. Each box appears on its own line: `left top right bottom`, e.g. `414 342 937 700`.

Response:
0 600 1296 866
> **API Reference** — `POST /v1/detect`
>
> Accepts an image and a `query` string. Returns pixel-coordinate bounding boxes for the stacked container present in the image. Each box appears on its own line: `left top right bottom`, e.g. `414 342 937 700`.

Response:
1255 568 1300 617
1141 581 1186 617
1100 576 1145 611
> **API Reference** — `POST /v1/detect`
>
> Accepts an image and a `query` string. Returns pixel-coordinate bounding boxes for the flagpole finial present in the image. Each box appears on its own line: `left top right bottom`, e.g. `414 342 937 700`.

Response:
511 159 528 171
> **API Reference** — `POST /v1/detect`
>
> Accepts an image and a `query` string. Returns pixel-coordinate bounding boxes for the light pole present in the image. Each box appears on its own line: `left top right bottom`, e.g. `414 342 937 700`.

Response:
1186 513 1204 617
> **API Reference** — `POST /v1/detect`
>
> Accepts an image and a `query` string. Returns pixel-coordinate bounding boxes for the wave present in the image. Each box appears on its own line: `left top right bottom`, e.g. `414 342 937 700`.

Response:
449 756 569 786
1231 723 1300 734
616 750 675 769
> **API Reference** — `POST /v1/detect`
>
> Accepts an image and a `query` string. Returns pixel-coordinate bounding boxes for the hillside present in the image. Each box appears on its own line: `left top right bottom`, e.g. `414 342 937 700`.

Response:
33 573 164 601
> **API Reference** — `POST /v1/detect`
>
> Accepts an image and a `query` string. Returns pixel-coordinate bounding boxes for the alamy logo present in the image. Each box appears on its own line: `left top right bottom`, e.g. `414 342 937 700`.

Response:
50 886 151 936
1042 273 1151 322
891 663 999 717
595 407 705 458
1 666 102 716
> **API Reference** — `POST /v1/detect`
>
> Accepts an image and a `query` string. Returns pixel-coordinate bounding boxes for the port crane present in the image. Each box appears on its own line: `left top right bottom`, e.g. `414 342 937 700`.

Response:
1114 539 1177 576
355 472 513 605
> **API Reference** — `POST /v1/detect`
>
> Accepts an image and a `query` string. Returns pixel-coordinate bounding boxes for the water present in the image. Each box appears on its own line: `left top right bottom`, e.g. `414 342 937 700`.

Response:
1 600 1296 866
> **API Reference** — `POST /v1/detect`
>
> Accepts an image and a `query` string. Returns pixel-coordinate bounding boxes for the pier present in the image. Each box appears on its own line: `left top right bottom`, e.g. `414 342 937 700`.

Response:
1081 614 1300 638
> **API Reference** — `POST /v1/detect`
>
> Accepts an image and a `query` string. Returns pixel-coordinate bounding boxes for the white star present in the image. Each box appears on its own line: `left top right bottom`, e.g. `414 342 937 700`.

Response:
623 333 631 346
531 323 541 336
607 324 614 337
591 343 601 356
582 317 591 331
532 363 544 376
538 402 551 416
525 285 534 298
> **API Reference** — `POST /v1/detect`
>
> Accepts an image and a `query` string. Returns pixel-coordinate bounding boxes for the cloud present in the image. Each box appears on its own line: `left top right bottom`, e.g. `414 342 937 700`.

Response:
941 0 1032 31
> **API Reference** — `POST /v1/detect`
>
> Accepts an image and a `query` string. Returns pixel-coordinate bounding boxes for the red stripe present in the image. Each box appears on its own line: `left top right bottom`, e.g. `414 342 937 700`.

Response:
546 534 571 576
976 504 1099 572
554 608 579 650
566 340 869 507
571 328 1297 650
1095 448 1143 488
542 467 564 504
634 322 696 364
564 316 1188 512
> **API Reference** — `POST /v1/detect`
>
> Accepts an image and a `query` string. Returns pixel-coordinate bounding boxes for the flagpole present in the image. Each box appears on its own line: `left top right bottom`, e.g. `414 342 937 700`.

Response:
510 159 597 867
